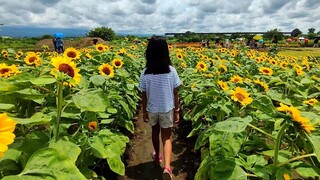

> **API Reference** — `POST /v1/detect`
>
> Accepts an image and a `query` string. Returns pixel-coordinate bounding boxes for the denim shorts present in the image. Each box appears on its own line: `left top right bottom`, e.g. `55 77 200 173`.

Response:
148 110 173 128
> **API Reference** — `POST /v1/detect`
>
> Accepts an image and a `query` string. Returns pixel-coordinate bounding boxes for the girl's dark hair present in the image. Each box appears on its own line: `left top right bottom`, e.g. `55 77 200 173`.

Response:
144 36 171 74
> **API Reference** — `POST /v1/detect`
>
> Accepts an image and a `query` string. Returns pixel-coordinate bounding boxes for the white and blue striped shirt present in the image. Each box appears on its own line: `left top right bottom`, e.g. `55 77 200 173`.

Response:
139 65 182 113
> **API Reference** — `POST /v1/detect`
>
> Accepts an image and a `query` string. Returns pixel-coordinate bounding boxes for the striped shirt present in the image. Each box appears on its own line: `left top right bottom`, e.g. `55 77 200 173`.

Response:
139 65 182 113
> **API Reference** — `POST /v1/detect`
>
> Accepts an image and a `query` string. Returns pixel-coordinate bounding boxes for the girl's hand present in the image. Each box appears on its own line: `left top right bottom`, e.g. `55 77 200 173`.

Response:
143 112 148 122
174 111 180 124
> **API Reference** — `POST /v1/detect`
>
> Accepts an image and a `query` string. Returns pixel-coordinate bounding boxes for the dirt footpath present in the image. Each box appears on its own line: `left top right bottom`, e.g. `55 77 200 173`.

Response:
118 109 200 180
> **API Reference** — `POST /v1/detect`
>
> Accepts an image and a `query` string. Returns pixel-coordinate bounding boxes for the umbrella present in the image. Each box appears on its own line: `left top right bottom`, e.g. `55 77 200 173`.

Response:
253 34 263 40
53 32 65 38
258 39 264 43
298 37 305 40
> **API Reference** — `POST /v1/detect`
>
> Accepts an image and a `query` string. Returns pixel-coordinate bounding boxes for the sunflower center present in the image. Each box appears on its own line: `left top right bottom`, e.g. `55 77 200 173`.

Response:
263 70 270 74
235 93 246 101
29 57 37 63
67 51 77 58
98 47 103 51
0 68 10 74
178 55 181 58
115 61 121 66
200 64 204 68
59 63 75 77
102 67 111 75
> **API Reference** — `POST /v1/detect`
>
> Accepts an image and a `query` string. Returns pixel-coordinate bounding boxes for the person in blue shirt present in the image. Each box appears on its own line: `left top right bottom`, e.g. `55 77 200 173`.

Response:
55 38 64 54
139 36 181 180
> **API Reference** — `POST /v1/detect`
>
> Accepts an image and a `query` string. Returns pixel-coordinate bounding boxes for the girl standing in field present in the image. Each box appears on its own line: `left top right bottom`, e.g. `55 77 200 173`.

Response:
139 36 181 180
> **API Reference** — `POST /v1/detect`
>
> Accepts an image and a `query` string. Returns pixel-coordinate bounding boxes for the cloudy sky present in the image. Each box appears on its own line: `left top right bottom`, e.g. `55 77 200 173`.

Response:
0 0 319 34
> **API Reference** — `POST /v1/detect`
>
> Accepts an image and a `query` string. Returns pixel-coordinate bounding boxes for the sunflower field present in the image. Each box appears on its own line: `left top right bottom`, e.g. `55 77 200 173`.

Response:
1 40 320 179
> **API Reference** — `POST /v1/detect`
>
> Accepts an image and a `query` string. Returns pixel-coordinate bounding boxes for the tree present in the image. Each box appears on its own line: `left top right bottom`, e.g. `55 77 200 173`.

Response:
308 28 316 34
291 28 302 37
264 28 284 41
87 26 116 41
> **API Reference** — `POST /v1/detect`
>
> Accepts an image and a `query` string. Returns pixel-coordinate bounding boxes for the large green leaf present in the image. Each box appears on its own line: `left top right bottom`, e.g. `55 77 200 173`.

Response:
2 148 86 180
0 149 21 173
251 95 278 117
210 159 247 180
30 75 56 85
0 82 19 92
293 162 320 178
72 90 110 112
15 112 52 125
0 103 15 110
213 116 252 133
89 75 107 86
49 140 81 164
308 135 320 162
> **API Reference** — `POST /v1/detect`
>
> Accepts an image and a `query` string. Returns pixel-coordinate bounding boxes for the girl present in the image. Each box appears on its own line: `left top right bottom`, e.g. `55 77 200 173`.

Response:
139 36 181 180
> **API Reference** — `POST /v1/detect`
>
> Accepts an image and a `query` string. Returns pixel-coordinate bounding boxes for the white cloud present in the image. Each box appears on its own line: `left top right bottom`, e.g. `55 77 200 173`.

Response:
0 0 319 34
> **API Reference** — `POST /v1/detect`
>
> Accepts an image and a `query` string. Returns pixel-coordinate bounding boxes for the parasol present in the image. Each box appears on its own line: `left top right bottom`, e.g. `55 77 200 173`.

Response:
53 32 65 38
253 34 263 40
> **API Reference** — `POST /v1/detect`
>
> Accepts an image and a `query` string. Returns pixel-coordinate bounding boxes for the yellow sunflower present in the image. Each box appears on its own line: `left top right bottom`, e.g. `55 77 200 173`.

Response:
230 87 253 106
180 62 187 68
303 99 318 106
117 48 127 56
64 47 80 61
99 63 114 78
218 80 229 91
50 56 81 86
279 62 287 69
24 52 42 66
0 63 21 78
196 61 207 72
230 75 243 84
0 113 17 157
269 59 278 66
95 44 106 52
259 67 273 76
296 67 303 76
176 53 183 60
111 58 124 69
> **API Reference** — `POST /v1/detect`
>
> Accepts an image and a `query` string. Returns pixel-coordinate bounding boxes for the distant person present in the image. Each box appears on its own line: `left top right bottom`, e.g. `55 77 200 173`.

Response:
272 35 278 44
55 38 64 54
313 38 319 48
52 38 57 52
304 38 309 47
139 36 181 180
92 38 98 45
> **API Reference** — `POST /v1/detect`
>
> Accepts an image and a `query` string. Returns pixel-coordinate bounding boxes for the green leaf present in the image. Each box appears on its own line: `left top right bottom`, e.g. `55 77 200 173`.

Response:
107 108 118 114
49 140 81 164
73 90 110 112
210 159 247 180
30 75 56 85
213 116 252 133
3 148 86 180
251 95 278 117
308 135 320 162
294 162 320 177
0 103 15 110
89 75 107 86
107 155 125 176
15 112 52 125
266 90 291 105
194 155 215 180
118 100 133 118
0 149 21 172
0 82 19 92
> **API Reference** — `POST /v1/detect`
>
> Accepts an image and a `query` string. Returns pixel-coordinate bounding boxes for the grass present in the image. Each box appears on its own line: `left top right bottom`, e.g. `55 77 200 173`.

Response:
279 47 320 58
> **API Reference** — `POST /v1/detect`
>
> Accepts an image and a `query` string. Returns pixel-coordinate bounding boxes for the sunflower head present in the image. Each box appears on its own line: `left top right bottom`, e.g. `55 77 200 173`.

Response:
230 75 243 84
230 87 253 106
64 47 80 60
196 61 207 72
303 98 318 106
99 63 114 78
0 63 21 78
24 52 42 66
218 80 229 91
112 58 124 69
259 67 273 76
50 56 81 86
88 121 98 131
0 113 17 157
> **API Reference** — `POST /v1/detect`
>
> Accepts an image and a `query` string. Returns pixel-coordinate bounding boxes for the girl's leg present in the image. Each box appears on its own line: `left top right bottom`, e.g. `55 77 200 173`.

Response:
161 127 172 169
152 123 160 158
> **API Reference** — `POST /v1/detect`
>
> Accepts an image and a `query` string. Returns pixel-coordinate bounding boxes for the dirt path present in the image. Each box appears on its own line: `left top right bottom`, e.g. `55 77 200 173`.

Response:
118 109 200 180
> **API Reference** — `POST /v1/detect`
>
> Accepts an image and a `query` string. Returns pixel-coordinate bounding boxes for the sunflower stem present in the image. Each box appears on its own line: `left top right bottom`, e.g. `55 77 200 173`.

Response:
247 123 275 140
277 153 316 167
271 123 288 180
54 81 64 142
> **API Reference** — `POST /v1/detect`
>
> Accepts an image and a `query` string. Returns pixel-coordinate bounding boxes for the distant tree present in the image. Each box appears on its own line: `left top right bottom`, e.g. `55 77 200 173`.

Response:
291 28 302 37
308 28 316 34
87 26 116 41
317 31 320 35
264 28 284 41
42 34 53 39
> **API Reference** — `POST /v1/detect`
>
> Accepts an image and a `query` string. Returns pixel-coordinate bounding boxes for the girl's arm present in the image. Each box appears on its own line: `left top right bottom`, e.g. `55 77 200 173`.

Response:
173 87 180 123
141 91 148 122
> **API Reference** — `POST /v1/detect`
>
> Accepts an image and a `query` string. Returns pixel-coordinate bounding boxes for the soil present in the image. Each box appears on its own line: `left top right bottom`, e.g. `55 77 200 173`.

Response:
118 109 200 180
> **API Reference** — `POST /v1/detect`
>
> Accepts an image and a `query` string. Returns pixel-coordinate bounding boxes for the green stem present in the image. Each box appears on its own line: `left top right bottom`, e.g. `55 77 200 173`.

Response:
271 123 288 180
247 123 275 140
277 153 316 167
54 81 64 142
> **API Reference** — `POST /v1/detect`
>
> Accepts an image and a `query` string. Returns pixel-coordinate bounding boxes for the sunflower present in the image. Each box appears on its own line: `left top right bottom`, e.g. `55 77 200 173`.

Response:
303 98 318 106
95 44 106 52
269 59 278 66
259 67 273 76
88 121 98 131
230 75 243 84
253 79 269 91
176 53 183 60
279 62 287 69
117 48 127 56
24 52 42 66
99 63 114 78
50 56 81 86
296 67 303 76
64 47 80 61
1 49 8 55
218 80 229 91
111 58 124 69
283 174 290 180
196 61 207 72
230 87 253 106
0 113 17 158
0 63 21 78
180 62 187 68
255 57 261 63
